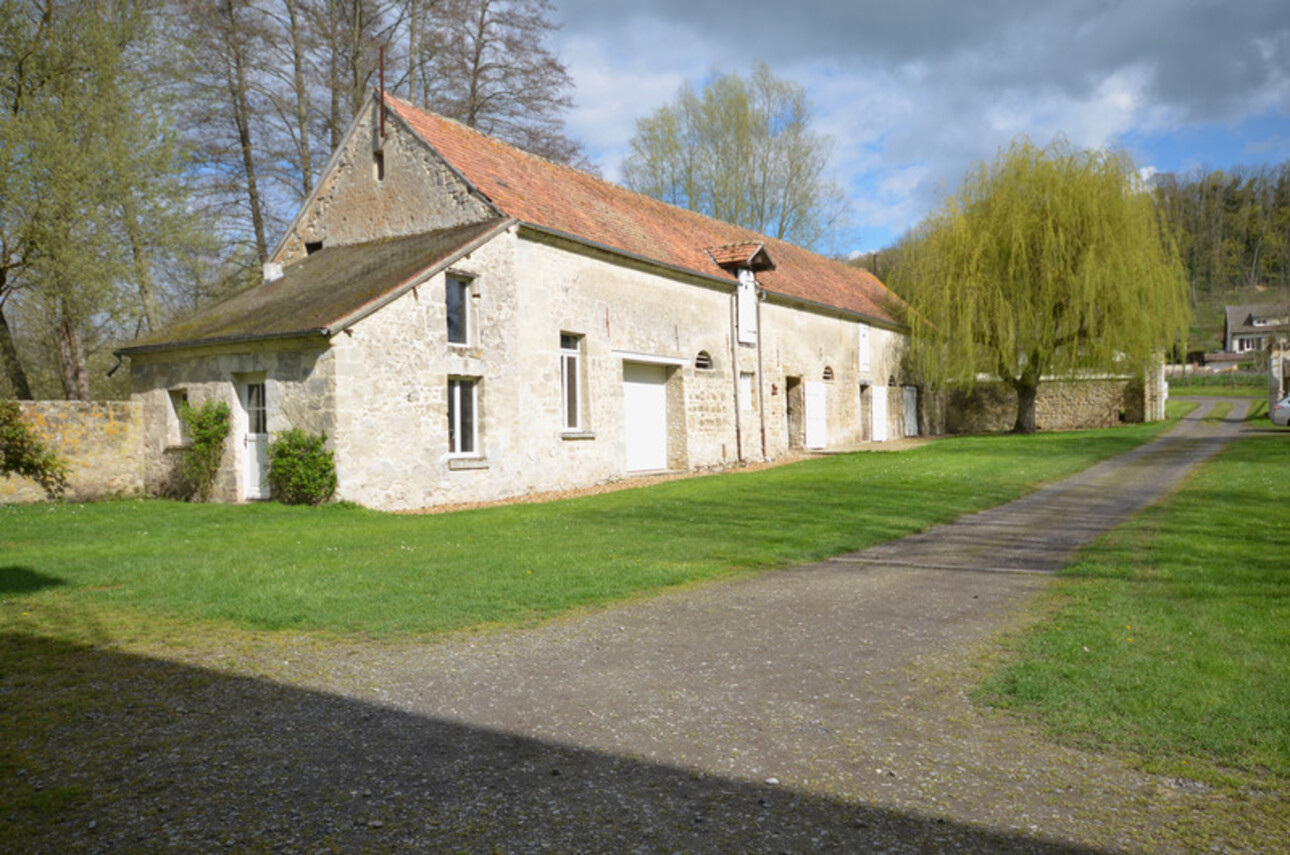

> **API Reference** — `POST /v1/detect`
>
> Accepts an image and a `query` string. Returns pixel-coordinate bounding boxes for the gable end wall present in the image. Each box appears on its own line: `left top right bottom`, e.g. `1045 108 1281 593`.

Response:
275 100 496 266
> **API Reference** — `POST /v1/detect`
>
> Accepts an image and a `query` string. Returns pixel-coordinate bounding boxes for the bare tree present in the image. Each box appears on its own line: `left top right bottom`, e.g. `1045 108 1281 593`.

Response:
409 0 585 165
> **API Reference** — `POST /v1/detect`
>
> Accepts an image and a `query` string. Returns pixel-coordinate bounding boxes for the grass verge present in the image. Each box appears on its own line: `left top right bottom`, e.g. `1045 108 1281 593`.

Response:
976 432 1290 787
2 421 1173 643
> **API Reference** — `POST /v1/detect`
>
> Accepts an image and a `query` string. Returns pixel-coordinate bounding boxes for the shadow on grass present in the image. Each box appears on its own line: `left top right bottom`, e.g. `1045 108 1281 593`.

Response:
1 633 1100 854
0 567 64 596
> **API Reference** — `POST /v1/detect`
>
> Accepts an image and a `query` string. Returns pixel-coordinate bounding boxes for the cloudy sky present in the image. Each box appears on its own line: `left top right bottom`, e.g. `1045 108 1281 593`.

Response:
548 0 1290 253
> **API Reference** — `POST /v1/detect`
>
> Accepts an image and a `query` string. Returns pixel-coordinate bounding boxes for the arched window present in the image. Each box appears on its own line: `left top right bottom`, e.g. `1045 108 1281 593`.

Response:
823 366 834 381
695 350 714 370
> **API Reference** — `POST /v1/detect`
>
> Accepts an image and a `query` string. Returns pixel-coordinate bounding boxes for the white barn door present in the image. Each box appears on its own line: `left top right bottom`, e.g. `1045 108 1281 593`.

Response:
903 386 919 437
871 385 889 442
804 381 827 449
240 381 270 499
623 362 668 471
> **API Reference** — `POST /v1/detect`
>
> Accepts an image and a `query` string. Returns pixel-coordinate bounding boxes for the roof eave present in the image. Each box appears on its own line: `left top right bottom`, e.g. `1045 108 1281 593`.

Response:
761 288 907 333
115 328 330 358
516 222 737 291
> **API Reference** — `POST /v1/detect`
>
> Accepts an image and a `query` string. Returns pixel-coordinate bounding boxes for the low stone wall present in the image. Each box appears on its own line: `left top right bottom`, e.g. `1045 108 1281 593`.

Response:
942 378 1147 434
1 401 144 503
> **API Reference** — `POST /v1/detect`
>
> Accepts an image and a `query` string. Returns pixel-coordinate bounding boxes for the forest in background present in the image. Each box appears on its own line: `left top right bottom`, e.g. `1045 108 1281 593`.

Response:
1 0 579 401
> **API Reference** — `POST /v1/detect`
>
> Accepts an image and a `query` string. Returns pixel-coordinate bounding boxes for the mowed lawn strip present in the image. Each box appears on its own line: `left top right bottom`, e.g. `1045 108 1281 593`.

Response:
977 432 1290 785
2 420 1174 640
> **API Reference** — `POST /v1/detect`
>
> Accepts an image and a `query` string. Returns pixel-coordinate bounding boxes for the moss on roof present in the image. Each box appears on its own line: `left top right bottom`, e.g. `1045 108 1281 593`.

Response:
120 220 505 354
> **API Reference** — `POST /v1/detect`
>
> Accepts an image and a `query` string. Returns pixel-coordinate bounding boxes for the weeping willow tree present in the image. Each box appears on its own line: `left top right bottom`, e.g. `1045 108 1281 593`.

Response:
896 138 1190 433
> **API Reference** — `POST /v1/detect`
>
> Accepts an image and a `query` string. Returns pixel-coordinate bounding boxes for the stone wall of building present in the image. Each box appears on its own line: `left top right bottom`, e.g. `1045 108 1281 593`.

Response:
274 100 496 266
127 341 335 501
1 401 144 503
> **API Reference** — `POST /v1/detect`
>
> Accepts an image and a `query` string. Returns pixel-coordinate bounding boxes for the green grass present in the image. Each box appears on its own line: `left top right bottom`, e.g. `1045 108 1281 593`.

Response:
1170 374 1267 397
2 421 1172 642
977 433 1290 785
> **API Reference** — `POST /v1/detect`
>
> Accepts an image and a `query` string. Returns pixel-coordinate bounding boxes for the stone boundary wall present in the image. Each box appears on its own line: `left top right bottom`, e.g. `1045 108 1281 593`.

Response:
1 401 144 503
930 377 1153 435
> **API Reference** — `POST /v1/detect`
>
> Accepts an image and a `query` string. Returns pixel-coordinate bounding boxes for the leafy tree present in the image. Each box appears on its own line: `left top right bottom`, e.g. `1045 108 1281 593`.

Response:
895 138 1190 434
1 0 200 399
623 63 847 251
0 399 67 498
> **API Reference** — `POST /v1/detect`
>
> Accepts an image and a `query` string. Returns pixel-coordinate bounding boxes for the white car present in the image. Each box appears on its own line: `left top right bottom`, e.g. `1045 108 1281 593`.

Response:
1272 393 1290 427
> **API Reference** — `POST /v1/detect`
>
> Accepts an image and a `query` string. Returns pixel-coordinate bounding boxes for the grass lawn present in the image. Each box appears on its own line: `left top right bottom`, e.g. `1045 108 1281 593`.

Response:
2 420 1173 644
977 432 1290 787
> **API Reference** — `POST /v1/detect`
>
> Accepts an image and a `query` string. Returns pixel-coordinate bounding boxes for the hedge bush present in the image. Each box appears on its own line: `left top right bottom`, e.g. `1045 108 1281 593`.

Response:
268 428 336 505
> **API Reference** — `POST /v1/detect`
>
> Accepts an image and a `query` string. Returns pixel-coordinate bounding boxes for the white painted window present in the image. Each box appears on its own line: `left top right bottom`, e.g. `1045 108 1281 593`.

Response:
858 323 871 372
561 333 583 431
737 272 758 345
446 276 471 345
448 378 478 455
739 372 755 411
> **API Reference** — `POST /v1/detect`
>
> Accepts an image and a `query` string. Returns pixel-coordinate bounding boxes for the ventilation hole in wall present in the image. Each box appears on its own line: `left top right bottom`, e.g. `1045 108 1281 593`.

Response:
695 350 714 370
305 241 323 255
373 149 385 181
823 366 834 380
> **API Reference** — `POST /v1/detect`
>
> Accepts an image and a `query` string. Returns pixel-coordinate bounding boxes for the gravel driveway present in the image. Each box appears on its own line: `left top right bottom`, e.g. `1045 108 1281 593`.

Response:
14 398 1286 853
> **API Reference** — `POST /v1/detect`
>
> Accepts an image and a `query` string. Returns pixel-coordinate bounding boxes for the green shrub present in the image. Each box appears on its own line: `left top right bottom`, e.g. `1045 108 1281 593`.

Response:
178 400 231 501
267 428 336 505
0 401 68 499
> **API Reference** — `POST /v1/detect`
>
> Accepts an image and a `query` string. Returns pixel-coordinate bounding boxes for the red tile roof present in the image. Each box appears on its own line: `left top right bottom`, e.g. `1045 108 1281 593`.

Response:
385 95 902 326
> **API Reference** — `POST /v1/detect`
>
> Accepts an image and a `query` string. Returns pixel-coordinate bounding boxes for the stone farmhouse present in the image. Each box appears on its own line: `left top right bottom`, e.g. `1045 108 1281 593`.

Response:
117 93 909 510
1222 302 1289 355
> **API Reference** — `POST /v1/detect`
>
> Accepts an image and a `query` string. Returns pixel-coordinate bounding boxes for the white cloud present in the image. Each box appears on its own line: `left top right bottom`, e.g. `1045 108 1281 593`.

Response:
552 0 1290 252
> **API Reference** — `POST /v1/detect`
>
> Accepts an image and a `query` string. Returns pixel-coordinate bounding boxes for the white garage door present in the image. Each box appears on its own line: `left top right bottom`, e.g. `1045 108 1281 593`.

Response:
871 385 889 442
804 381 827 449
623 362 668 471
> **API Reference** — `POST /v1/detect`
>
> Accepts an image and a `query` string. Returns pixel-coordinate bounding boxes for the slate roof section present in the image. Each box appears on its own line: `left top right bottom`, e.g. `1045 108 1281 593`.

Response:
118 220 507 354
384 94 902 326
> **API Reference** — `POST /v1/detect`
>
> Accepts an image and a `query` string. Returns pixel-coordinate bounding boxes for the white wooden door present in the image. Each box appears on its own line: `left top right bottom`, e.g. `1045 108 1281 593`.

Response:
903 386 919 437
241 381 270 499
622 362 668 471
871 385 889 442
804 381 827 449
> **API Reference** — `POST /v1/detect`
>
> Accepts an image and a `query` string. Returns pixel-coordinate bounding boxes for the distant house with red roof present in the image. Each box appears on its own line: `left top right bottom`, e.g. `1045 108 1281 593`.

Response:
117 93 910 508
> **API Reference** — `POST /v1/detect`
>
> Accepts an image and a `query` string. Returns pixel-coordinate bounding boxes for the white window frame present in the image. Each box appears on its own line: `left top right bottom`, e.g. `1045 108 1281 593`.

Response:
446 275 471 346
561 333 583 431
858 323 872 372
448 377 479 455
736 270 758 345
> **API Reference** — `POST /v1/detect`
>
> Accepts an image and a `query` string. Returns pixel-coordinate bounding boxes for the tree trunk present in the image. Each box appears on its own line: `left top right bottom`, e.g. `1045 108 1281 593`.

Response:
56 308 90 401
222 1 268 265
122 194 160 332
0 304 33 399
1012 378 1038 434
